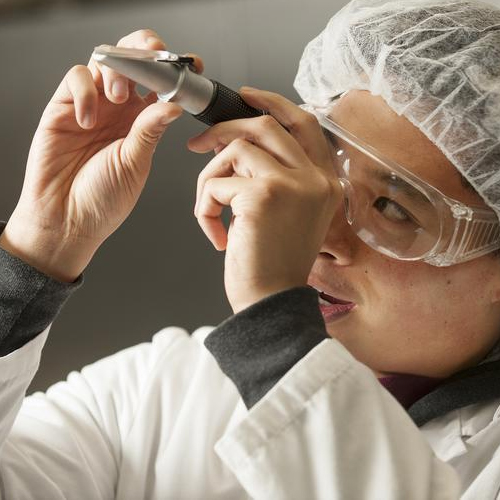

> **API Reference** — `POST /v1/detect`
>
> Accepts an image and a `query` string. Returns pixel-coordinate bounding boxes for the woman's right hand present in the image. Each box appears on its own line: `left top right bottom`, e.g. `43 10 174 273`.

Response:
0 30 203 282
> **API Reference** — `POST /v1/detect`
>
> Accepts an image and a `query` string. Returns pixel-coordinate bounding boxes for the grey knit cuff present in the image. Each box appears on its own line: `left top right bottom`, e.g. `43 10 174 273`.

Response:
205 286 328 408
0 221 82 356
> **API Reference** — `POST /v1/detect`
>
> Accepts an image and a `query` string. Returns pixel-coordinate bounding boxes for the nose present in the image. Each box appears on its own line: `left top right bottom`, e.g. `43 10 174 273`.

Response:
318 201 355 265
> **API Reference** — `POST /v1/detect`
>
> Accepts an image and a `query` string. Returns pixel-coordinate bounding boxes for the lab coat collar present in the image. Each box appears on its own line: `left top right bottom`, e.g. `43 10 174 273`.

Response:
421 398 500 462
408 359 500 427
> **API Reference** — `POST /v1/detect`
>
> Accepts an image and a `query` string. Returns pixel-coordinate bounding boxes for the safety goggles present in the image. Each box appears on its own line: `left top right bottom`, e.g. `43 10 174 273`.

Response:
303 104 500 266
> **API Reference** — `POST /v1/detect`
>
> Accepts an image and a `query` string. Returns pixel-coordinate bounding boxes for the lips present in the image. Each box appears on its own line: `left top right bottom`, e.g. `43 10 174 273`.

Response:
309 286 356 322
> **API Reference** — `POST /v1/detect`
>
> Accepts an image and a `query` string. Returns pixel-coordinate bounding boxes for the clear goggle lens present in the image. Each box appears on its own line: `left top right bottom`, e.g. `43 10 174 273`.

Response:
311 109 500 266
337 157 442 261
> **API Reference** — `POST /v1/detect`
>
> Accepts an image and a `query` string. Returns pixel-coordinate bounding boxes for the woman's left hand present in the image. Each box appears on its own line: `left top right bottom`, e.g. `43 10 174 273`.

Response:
188 87 340 313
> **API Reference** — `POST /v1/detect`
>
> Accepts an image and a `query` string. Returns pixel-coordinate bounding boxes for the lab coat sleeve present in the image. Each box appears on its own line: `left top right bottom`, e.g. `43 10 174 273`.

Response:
0 219 199 498
0 326 119 500
0 326 194 500
0 328 49 462
215 335 461 499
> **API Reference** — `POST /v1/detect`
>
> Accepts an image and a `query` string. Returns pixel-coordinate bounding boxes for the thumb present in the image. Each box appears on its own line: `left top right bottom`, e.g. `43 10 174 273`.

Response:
120 102 183 173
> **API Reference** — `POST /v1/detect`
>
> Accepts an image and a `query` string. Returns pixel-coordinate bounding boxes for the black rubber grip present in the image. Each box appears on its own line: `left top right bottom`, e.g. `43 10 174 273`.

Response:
193 80 265 126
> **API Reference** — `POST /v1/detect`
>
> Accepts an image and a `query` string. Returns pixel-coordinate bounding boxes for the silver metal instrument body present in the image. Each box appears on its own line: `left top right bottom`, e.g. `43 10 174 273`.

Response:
92 45 213 115
92 45 265 125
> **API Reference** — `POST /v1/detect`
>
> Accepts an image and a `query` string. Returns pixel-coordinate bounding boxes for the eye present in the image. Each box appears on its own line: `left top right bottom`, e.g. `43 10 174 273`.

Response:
373 197 415 223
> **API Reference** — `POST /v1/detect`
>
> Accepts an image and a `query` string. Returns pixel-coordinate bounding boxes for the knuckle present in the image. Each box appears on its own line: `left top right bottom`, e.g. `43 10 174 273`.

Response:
256 178 282 205
138 128 160 146
118 29 157 47
197 170 208 188
140 28 159 38
229 137 250 154
303 110 319 126
142 29 161 45
68 64 87 77
288 110 318 134
315 172 336 199
256 114 278 130
117 32 133 46
232 137 248 148
202 178 219 198
205 177 217 190
263 90 279 100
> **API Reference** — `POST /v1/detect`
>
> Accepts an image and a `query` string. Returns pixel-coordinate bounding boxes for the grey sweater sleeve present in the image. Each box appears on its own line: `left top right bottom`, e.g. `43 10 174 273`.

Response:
204 286 329 408
0 222 82 356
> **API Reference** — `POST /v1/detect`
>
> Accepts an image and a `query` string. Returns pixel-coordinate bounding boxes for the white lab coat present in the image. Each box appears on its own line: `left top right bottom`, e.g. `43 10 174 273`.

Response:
1 324 498 499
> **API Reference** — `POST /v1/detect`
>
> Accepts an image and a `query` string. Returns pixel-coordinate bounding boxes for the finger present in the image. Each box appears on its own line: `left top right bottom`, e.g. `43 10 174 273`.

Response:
120 101 183 176
184 52 204 74
118 28 167 51
144 91 160 106
188 114 311 170
239 87 332 169
197 177 250 251
51 65 98 129
88 29 167 104
110 30 166 102
195 138 282 214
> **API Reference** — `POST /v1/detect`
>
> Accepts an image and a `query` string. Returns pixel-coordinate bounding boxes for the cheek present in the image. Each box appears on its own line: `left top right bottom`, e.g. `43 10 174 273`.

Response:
367 260 442 311
367 260 491 354
364 260 478 338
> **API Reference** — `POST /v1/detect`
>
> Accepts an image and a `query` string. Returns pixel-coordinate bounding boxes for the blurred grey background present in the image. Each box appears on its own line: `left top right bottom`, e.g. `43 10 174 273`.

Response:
0 0 348 392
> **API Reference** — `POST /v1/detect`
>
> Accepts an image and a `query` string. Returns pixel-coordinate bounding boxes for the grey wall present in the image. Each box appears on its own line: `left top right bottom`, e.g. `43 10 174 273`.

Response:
0 0 349 392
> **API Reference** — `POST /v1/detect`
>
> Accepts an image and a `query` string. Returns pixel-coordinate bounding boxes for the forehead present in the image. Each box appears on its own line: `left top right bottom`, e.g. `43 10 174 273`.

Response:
327 91 486 208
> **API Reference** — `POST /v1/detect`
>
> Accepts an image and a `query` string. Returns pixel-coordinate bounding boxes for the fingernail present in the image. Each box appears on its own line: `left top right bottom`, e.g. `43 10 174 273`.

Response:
147 36 164 48
81 111 95 129
112 78 128 99
240 86 257 93
188 133 202 143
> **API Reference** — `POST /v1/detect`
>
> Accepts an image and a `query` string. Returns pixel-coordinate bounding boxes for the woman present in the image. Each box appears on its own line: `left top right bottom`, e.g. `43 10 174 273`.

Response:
0 0 499 497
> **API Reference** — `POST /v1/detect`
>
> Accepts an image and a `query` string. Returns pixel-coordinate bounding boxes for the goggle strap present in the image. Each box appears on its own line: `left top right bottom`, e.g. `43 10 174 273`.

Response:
461 219 500 255
431 218 500 265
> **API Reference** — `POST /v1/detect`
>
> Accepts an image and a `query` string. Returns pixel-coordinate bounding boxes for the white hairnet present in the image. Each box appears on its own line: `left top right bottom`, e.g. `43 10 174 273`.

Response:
294 0 500 216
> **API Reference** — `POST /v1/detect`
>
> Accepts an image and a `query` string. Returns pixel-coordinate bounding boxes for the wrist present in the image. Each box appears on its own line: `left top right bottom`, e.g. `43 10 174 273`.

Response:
0 218 98 283
229 281 307 314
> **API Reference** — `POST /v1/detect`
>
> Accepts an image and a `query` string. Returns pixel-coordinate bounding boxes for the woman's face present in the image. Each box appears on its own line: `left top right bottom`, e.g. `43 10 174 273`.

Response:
308 90 500 378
